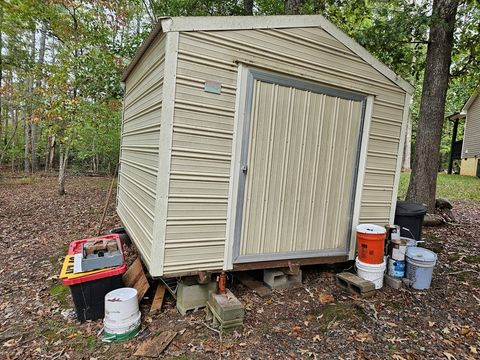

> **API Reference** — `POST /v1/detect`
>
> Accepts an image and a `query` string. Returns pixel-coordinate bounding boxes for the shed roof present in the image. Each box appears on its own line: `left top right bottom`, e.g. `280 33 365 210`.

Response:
121 15 414 94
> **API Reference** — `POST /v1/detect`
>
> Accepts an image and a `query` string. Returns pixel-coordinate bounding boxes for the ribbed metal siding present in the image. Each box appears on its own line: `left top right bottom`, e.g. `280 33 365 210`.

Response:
463 96 480 158
117 34 166 265
241 80 363 256
163 27 406 273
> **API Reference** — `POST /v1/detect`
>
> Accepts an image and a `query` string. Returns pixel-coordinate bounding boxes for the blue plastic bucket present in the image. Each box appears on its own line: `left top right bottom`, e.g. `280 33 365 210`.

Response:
387 257 405 278
405 247 437 290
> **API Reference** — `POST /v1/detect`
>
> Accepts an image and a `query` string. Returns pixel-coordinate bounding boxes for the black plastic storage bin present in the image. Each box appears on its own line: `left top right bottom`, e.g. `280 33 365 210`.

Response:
394 201 427 240
70 275 124 322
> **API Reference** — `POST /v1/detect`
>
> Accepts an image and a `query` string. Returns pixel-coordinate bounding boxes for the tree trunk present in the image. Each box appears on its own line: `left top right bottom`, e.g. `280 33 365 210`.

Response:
402 112 412 171
31 26 46 172
24 115 30 175
58 144 69 195
406 0 459 212
244 0 253 15
285 0 302 14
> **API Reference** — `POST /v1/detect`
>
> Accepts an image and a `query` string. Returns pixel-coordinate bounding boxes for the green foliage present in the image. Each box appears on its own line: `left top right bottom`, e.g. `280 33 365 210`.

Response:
1 0 479 177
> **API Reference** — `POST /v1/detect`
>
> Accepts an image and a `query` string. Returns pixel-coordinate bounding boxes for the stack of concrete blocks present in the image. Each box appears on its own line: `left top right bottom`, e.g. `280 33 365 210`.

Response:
263 268 302 289
176 277 216 315
205 289 245 330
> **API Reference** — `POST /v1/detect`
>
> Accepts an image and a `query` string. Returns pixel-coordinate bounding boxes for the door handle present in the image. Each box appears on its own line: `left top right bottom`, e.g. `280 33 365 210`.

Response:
241 165 248 174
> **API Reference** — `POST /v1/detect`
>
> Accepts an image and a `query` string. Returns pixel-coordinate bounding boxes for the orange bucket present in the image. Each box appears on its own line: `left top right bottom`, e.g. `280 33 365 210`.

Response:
356 224 386 264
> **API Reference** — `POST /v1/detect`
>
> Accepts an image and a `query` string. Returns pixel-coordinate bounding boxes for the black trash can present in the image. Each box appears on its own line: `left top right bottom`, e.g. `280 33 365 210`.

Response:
394 201 427 240
110 226 131 246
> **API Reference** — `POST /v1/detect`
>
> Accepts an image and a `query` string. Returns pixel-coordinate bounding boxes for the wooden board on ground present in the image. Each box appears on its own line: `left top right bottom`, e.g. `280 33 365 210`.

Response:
134 330 177 357
235 272 272 298
123 258 149 302
150 283 166 314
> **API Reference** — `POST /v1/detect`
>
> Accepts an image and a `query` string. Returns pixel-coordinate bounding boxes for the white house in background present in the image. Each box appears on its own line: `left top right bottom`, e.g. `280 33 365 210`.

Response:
460 91 480 177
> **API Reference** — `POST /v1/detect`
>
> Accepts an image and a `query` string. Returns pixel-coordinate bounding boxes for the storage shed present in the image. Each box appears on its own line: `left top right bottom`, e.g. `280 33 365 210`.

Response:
459 91 480 177
117 15 414 278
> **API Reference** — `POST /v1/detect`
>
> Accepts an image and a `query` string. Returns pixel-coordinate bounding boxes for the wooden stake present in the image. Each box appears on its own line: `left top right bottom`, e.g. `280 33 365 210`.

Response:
97 163 119 236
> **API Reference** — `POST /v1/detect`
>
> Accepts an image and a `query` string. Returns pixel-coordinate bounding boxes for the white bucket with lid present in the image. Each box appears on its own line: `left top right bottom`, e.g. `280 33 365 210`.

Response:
355 256 386 289
405 247 437 290
103 287 140 341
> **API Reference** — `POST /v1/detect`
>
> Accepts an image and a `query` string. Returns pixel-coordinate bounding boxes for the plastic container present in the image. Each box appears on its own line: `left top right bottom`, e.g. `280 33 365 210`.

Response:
405 247 437 290
387 257 405 278
388 238 407 261
401 236 418 248
356 256 386 289
394 201 427 240
60 235 126 322
103 288 141 342
356 224 386 264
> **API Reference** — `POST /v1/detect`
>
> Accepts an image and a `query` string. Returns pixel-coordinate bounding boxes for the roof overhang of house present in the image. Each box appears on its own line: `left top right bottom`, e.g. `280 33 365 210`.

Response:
121 15 414 94
461 92 478 114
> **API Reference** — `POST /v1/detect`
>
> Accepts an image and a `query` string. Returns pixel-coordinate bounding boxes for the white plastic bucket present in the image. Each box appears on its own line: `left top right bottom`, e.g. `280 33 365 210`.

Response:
405 247 437 290
356 256 386 289
104 287 140 340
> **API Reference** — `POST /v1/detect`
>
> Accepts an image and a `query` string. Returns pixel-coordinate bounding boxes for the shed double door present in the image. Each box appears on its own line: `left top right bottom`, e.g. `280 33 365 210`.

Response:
235 72 365 262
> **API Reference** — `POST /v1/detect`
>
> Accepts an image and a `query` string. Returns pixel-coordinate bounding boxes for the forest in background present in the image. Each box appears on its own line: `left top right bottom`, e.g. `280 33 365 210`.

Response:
0 0 479 177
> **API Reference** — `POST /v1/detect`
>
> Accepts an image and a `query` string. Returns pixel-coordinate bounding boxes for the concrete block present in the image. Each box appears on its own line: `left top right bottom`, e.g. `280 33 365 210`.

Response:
384 274 403 290
206 289 244 330
336 272 376 298
263 268 302 289
176 277 216 315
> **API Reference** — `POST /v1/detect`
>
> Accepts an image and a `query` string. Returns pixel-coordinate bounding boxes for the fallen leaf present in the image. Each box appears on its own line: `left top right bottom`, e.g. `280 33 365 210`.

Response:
2 339 17 347
459 326 472 336
428 321 436 327
443 352 456 360
392 355 407 360
470 346 477 354
292 325 302 336
319 293 335 304
312 334 321 342
386 322 398 327
353 332 372 343
442 327 450 334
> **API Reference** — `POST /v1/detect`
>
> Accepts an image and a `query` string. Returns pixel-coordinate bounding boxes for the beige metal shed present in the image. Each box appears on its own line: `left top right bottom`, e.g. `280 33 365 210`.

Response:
117 15 414 278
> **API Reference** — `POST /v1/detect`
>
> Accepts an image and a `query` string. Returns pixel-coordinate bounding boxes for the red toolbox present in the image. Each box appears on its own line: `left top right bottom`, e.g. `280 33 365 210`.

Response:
60 234 127 322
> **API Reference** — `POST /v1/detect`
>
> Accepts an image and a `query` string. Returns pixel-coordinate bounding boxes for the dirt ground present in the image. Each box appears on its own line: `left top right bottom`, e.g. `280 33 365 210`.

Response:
1 175 479 360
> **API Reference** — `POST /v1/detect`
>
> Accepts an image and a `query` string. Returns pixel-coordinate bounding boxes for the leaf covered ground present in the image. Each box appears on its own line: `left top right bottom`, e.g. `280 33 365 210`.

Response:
0 175 479 359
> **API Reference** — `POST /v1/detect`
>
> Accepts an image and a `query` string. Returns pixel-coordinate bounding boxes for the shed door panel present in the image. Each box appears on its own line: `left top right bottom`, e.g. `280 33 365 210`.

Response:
238 78 363 260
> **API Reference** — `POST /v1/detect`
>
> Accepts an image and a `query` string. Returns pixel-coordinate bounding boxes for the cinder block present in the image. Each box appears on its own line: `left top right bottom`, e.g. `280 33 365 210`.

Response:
206 289 244 330
384 274 403 290
263 268 302 289
176 277 216 315
336 272 376 298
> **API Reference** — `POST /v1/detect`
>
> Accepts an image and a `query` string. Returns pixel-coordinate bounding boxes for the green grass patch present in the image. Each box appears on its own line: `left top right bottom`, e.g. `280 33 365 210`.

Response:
398 172 480 201
464 255 480 264
318 303 367 331
49 283 70 308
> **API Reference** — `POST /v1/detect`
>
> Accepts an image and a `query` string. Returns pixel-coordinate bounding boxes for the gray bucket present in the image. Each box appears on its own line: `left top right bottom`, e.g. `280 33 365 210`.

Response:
405 247 437 290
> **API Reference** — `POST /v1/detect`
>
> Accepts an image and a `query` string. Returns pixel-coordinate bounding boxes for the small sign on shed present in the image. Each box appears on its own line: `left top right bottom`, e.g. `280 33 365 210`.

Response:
204 80 222 94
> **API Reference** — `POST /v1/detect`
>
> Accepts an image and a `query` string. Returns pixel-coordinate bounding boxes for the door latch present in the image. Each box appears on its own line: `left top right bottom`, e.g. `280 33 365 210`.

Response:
241 165 248 174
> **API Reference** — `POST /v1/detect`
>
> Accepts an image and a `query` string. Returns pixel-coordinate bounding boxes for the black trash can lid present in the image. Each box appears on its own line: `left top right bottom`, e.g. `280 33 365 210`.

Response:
395 201 427 216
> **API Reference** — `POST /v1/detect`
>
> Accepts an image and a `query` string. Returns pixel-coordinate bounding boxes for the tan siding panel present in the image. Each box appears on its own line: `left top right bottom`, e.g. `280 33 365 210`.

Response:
117 33 165 267
463 96 480 158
